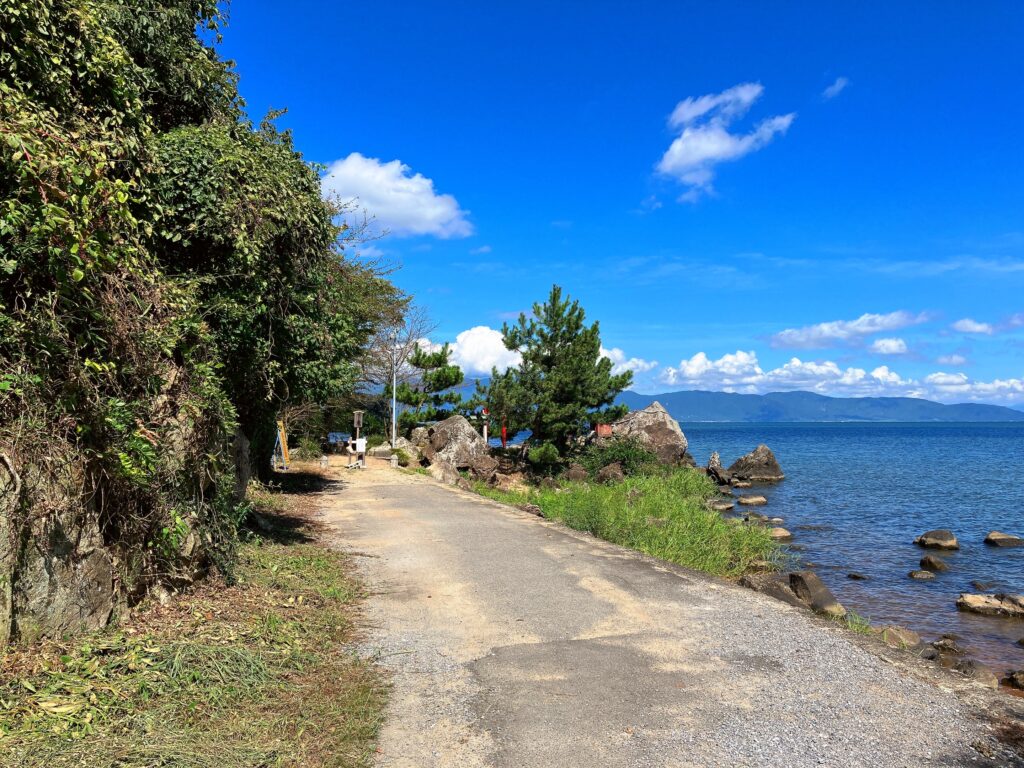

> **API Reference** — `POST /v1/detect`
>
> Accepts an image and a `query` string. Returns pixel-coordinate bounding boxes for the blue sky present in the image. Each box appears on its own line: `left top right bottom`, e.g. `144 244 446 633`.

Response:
220 2 1024 404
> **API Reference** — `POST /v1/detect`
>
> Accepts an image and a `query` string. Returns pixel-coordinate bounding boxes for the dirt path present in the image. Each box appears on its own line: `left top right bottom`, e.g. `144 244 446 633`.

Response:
319 458 1020 768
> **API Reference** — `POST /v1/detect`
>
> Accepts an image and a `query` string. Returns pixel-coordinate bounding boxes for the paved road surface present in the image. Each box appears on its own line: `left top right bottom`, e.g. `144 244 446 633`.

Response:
320 460 1018 768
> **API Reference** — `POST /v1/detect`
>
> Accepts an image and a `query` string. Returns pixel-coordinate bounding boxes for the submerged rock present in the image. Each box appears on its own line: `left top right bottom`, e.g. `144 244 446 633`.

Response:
908 570 936 580
610 402 695 466
737 494 768 506
932 636 966 655
727 444 785 483
847 572 869 581
956 593 1024 618
789 571 846 618
914 529 959 550
984 530 1024 548
731 480 752 489
920 554 949 572
769 527 793 542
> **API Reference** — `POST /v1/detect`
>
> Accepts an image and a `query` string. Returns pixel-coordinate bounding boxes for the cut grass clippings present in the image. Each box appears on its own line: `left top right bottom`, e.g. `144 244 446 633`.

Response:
475 468 781 579
0 471 387 768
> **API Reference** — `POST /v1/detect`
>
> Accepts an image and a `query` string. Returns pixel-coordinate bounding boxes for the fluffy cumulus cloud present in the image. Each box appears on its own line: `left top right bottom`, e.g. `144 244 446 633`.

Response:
951 318 994 335
771 311 928 349
445 326 521 376
600 346 658 376
657 82 795 201
822 76 850 99
870 337 908 355
321 153 472 238
657 349 1023 404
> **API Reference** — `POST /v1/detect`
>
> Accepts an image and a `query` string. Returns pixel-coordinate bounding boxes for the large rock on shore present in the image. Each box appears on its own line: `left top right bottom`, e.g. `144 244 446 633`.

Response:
426 415 488 469
739 572 809 610
789 571 846 618
610 402 695 466
984 530 1024 548
727 445 784 483
914 529 959 550
956 593 1024 618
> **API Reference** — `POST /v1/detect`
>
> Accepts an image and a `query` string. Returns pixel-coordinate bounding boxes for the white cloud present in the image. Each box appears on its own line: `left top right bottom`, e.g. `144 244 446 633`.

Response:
822 77 850 99
937 354 967 366
657 82 795 201
470 245 492 255
657 349 1024 404
322 153 472 238
600 346 658 376
870 337 908 355
447 326 521 376
951 318 994 335
771 311 927 349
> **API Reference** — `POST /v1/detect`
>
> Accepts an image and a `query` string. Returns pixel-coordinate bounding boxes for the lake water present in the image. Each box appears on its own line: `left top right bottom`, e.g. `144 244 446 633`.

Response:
683 422 1024 676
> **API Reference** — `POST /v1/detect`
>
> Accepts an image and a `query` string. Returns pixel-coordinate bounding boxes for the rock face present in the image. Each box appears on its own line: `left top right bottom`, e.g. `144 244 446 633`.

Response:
727 445 784 483
984 530 1024 548
427 460 460 485
789 571 846 618
595 462 625 484
956 593 1024 618
426 415 488 469
737 494 767 506
609 402 695 466
914 530 959 550
920 554 949 572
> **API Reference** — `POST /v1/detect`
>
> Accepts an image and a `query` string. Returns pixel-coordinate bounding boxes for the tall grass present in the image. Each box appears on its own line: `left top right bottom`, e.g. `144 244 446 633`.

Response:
476 468 779 578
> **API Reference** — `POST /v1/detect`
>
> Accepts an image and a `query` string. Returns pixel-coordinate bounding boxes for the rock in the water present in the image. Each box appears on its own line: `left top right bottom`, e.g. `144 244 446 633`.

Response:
932 636 966 655
953 658 999 689
731 480 752 489
427 415 488 469
914 529 959 550
880 626 922 650
789 571 846 618
468 454 499 482
908 570 936 580
707 500 735 512
707 451 722 471
610 402 695 466
595 462 625 484
970 580 997 591
956 593 1024 618
920 554 949 572
427 460 460 485
727 444 784 483
737 494 767 506
847 572 869 581
739 572 809 610
769 527 793 542
563 463 588 482
1006 670 1024 690
984 530 1024 548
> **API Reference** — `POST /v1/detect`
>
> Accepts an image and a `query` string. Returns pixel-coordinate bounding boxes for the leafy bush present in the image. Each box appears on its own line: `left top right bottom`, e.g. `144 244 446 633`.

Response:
526 442 561 475
576 437 659 477
293 436 323 461
393 449 412 467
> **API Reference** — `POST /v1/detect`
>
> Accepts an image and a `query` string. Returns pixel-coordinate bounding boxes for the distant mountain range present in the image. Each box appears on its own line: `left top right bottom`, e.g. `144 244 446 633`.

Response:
616 390 1024 423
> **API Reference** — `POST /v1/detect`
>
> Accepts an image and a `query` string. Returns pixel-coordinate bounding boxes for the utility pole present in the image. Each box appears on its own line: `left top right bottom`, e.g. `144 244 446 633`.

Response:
390 330 398 447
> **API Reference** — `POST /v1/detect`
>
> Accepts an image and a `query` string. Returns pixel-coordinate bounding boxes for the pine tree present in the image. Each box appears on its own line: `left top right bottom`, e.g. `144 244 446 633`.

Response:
485 286 632 453
394 343 464 431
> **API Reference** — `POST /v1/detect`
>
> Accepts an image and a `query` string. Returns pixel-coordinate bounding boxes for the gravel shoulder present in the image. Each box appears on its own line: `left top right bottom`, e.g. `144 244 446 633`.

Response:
321 458 1023 768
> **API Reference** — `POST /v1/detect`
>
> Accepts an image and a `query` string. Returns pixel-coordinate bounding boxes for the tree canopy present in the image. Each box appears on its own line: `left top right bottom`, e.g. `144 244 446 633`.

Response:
485 285 632 453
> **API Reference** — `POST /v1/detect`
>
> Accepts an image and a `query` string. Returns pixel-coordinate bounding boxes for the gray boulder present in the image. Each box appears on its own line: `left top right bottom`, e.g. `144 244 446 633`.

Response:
563 464 588 482
727 444 784 483
427 415 488 469
468 454 499 482
956 592 1024 618
596 462 625 484
984 530 1024 548
427 460 461 486
739 572 809 610
610 402 695 466
789 571 846 618
914 529 959 550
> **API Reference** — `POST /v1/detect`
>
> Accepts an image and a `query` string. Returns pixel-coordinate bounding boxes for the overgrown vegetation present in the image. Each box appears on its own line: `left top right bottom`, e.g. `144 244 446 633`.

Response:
0 474 387 767
574 437 659 477
0 0 400 639
474 469 778 578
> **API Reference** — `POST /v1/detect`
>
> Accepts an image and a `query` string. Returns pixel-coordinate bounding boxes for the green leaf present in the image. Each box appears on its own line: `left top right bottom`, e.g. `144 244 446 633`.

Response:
71 268 85 282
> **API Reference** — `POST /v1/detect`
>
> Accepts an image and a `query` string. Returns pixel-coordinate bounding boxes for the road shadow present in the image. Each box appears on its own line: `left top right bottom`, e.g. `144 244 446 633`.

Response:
244 468 347 545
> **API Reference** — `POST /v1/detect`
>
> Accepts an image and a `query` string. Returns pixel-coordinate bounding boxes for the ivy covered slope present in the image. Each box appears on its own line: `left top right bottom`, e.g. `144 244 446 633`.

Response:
0 1 396 645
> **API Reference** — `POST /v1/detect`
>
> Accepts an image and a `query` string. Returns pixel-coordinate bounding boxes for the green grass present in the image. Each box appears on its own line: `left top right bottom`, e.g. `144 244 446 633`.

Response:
839 610 873 635
475 468 780 578
0 479 387 768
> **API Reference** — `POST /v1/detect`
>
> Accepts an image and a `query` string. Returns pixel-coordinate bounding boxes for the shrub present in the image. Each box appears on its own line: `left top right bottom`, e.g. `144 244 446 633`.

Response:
293 436 322 461
393 449 411 467
527 442 561 475
576 437 658 477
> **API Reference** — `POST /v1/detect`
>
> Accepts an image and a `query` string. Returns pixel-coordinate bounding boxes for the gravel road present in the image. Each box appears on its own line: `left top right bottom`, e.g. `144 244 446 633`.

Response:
319 460 1022 768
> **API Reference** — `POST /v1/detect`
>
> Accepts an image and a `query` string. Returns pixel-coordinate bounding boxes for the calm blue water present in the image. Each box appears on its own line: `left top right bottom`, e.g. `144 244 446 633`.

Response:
684 422 1024 673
